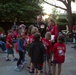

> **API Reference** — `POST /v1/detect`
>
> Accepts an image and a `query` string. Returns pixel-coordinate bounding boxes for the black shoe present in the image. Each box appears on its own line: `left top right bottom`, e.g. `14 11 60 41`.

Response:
29 71 34 73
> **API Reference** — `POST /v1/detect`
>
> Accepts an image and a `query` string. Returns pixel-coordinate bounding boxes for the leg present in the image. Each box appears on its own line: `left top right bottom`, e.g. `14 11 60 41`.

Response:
58 64 62 75
6 54 9 59
17 51 23 66
34 68 37 75
29 63 34 72
43 61 46 74
53 64 56 75
37 70 41 75
47 59 52 73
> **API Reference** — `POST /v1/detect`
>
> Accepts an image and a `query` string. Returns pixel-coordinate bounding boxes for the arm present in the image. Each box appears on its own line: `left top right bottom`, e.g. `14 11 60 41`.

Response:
54 25 58 39
6 41 12 47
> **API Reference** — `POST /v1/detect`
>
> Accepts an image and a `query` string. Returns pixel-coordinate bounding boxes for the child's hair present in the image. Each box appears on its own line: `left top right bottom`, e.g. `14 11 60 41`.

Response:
31 27 38 35
57 35 65 43
45 32 51 40
7 29 13 33
34 33 40 42
28 25 34 35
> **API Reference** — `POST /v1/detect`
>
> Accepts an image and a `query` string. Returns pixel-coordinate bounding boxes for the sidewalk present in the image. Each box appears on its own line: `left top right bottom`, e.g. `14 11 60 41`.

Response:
0 43 76 75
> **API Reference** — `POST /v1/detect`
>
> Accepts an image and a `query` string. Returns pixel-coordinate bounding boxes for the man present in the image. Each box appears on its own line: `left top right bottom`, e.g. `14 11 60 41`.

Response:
34 15 46 37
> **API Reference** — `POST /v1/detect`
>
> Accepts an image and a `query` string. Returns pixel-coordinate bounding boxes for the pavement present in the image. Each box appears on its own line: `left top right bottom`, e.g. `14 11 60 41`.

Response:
0 43 76 75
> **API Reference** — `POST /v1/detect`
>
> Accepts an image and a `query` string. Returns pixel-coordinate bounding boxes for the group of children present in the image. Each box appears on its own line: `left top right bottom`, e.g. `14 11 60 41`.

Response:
5 22 66 75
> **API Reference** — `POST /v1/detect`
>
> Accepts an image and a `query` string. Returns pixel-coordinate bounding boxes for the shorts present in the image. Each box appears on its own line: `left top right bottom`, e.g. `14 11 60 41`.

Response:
7 48 14 54
51 60 58 64
34 64 43 70
44 54 50 62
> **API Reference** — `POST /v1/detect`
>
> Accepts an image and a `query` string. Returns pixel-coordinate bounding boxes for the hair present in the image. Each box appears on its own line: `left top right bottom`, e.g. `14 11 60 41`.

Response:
57 35 65 43
37 15 42 19
28 25 34 36
49 18 55 25
45 32 51 40
34 33 40 42
31 27 38 35
7 29 13 33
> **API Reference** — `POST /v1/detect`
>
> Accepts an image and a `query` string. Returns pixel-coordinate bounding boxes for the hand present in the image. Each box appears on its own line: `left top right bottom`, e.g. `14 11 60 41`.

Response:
10 45 13 47
22 50 24 52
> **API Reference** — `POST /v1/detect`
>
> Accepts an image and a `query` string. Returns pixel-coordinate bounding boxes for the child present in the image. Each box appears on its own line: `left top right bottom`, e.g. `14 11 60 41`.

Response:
42 32 52 75
27 26 39 73
52 35 66 75
15 32 26 71
6 30 17 61
30 33 46 75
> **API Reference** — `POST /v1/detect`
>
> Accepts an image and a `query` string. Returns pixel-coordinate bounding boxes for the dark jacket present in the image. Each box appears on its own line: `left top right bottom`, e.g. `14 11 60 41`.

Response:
34 22 46 37
30 41 46 64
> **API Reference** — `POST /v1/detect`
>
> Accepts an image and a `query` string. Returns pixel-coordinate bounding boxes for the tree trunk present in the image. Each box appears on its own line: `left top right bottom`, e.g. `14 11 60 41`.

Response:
67 3 73 32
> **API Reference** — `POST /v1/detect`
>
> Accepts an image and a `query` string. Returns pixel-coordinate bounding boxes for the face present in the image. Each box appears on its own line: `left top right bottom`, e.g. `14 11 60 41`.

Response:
48 20 54 26
37 16 42 23
21 32 25 38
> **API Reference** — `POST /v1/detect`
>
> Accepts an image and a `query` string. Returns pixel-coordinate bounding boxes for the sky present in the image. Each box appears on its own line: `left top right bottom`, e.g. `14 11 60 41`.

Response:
41 0 76 14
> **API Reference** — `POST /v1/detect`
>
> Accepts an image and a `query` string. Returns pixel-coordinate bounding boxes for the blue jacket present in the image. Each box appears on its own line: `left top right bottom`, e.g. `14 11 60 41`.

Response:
17 38 26 52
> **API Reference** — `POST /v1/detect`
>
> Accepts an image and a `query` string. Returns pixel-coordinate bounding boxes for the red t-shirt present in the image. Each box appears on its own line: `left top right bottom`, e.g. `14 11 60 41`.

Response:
42 38 52 54
72 25 76 30
27 35 34 44
6 35 13 48
50 25 58 39
52 42 66 63
0 32 2 35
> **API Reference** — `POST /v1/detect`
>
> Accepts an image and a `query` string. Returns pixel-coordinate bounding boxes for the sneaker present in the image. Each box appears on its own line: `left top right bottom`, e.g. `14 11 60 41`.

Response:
22 60 27 64
6 59 11 61
13 58 18 61
15 66 21 72
4 50 7 53
49 71 52 75
29 71 34 73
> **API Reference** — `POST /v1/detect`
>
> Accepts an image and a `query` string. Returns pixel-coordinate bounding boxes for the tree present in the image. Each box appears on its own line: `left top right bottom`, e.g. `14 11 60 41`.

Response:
50 7 59 20
0 0 42 22
42 0 76 32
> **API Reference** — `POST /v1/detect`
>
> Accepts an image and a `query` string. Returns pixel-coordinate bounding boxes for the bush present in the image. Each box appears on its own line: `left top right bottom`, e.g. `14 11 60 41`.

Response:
0 26 5 33
56 17 68 32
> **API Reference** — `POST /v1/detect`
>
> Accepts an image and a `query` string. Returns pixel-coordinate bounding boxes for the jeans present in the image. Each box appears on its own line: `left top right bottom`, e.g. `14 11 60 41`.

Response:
17 51 24 66
0 41 6 51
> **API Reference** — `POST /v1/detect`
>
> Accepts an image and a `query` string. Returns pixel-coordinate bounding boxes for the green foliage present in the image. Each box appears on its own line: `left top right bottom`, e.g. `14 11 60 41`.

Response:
0 27 5 33
0 0 42 22
50 7 59 20
56 17 68 31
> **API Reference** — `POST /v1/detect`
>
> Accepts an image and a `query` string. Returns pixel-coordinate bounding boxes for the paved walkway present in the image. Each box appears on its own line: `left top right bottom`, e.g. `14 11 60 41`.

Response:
0 43 76 75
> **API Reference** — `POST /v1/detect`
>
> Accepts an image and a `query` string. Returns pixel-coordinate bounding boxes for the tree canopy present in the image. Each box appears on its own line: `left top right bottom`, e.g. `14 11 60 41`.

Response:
0 0 42 22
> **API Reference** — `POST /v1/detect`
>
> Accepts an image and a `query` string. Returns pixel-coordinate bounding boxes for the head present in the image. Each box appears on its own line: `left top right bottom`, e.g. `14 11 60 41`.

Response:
34 33 41 42
7 30 13 36
31 27 39 35
57 35 65 43
28 25 34 35
45 32 51 40
19 32 25 39
48 18 55 26
37 15 42 23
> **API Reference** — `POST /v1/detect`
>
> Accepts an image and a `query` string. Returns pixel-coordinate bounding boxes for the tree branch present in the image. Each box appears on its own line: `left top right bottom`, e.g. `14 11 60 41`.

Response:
43 0 67 11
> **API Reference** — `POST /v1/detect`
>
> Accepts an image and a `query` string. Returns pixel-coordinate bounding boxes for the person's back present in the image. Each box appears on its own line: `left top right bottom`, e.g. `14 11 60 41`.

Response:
30 41 45 64
29 33 46 75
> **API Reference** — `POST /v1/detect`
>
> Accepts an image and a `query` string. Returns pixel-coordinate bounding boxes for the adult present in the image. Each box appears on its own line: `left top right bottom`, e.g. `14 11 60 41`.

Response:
48 18 59 45
34 15 46 37
72 24 76 44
